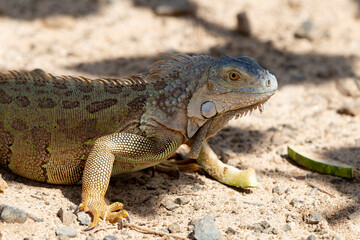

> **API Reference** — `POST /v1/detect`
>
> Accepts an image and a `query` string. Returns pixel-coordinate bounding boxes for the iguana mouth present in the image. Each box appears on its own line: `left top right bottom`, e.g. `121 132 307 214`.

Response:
233 100 269 120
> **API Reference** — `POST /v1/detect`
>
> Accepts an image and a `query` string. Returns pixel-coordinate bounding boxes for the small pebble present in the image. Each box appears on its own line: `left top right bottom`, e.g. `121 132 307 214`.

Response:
290 198 300 207
0 204 28 223
306 173 315 178
174 197 190 205
192 185 201 191
243 201 264 206
193 202 201 211
308 188 318 197
192 215 221 240
77 212 91 226
337 98 360 116
153 0 194 16
226 227 237 234
168 222 181 233
236 12 251 36
272 197 281 204
294 19 317 40
58 235 69 240
276 146 287 155
272 228 279 235
260 220 271 229
333 234 343 240
57 207 73 226
220 148 237 162
251 223 263 233
336 77 360 97
348 209 360 223
162 200 180 211
283 223 292 232
103 235 117 240
306 212 323 224
55 226 77 238
272 185 285 195
262 227 273 234
285 187 292 194
85 234 95 240
307 234 316 240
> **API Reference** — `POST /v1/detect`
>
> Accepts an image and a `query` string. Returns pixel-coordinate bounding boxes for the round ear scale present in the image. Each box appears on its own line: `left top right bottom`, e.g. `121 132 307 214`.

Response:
201 101 217 119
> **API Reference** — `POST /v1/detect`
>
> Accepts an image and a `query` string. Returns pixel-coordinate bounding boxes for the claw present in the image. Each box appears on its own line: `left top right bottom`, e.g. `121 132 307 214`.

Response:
119 219 125 230
84 225 95 232
74 203 84 214
126 214 131 223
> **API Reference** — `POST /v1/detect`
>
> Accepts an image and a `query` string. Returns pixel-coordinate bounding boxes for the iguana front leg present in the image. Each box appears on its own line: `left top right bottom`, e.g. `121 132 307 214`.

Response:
79 132 182 230
196 140 258 188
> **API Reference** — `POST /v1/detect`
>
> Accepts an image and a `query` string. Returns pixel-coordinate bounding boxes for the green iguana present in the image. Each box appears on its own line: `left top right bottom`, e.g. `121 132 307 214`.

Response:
0 54 277 230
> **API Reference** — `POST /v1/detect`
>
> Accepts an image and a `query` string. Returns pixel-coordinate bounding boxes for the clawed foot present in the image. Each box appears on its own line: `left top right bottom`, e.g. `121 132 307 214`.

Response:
75 200 130 231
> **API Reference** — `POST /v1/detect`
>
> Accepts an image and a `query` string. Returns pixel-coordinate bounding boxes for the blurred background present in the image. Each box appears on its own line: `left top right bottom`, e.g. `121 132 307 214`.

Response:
0 0 360 239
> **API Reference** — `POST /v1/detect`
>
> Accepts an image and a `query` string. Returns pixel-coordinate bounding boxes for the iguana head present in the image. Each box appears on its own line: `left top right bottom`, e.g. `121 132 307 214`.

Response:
187 55 277 139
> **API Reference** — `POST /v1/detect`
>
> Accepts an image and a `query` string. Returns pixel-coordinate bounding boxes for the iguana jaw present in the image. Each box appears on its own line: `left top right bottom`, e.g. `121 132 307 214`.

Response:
187 96 273 159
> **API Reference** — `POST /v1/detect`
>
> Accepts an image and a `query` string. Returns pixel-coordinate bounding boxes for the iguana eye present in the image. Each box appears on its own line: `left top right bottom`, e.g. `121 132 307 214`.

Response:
228 71 241 81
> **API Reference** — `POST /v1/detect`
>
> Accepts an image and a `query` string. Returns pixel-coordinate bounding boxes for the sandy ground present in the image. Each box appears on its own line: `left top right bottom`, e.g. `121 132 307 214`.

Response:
0 0 360 239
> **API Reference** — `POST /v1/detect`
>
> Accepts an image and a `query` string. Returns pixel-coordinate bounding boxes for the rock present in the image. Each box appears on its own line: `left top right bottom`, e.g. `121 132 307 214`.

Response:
306 212 323 224
192 215 221 240
348 209 360 224
336 78 360 97
236 12 251 36
161 200 180 211
85 235 95 240
77 212 91 226
286 214 295 223
0 204 28 223
251 223 263 233
337 98 360 116
276 146 287 155
220 148 237 162
168 222 181 233
285 187 292 194
272 228 279 235
57 207 73 226
153 0 194 16
295 20 317 40
193 202 201 210
270 132 286 145
69 205 78 211
226 227 237 234
272 185 285 195
0 174 8 192
283 223 292 232
103 236 117 240
243 201 264 206
306 173 315 178
192 185 201 191
27 213 43 222
308 188 318 197
58 235 70 240
174 197 190 205
290 198 300 207
307 234 316 240
272 197 281 204
333 234 343 240
260 220 271 229
55 226 77 238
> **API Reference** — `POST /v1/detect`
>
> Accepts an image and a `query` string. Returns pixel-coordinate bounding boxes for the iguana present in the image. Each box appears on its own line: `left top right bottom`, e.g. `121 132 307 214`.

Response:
0 54 277 230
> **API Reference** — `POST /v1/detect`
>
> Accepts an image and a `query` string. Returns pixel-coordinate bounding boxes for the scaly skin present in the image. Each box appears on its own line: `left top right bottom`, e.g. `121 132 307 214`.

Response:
0 54 277 229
